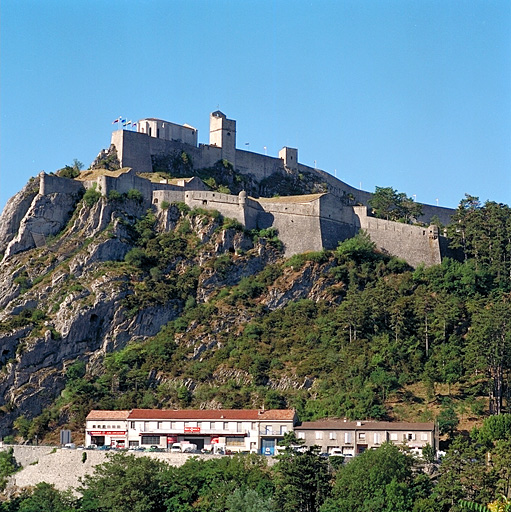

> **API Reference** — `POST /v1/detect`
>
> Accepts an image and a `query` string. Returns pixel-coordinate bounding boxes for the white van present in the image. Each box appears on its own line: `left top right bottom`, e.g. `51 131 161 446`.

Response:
170 442 197 453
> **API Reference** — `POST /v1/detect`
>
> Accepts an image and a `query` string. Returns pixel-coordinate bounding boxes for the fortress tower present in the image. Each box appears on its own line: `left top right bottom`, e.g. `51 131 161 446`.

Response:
279 147 298 170
209 111 236 167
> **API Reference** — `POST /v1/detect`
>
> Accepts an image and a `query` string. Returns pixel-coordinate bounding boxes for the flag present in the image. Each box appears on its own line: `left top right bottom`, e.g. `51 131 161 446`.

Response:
112 119 119 124
127 120 132 125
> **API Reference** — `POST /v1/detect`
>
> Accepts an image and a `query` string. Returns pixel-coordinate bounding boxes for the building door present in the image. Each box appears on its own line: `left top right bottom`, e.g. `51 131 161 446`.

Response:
185 438 204 450
261 438 275 456
357 444 368 454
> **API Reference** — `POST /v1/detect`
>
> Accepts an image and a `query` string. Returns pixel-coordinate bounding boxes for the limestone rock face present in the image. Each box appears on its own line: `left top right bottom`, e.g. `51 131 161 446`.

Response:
3 191 81 259
0 177 40 254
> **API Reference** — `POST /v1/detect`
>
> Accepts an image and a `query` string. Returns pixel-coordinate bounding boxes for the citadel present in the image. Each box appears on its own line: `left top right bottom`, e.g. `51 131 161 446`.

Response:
4 111 455 267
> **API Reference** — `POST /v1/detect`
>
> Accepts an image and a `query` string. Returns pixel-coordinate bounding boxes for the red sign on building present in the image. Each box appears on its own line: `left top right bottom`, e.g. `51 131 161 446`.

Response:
89 431 126 436
184 427 201 433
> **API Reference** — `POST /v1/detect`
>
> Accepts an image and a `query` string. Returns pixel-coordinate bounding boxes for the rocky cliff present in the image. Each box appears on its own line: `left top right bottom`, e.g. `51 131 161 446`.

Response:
0 177 335 436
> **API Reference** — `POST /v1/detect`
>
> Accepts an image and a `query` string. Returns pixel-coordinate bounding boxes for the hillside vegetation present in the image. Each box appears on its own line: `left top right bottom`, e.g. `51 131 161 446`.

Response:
0 184 509 443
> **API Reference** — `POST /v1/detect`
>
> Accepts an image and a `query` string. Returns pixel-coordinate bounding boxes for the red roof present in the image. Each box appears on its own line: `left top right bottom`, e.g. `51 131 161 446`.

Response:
86 410 130 421
127 409 296 421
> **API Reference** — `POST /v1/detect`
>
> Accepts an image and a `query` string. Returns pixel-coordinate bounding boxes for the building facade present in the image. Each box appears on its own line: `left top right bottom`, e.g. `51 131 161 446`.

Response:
85 409 297 455
85 410 129 448
84 410 436 458
294 420 437 457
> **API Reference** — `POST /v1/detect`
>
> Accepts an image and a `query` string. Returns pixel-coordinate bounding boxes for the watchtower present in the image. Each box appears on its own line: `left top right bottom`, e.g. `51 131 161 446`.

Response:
279 147 298 170
209 111 236 167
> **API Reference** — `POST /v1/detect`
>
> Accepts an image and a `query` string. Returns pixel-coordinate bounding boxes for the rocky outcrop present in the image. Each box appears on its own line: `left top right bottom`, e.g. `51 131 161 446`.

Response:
2 190 81 260
0 177 40 255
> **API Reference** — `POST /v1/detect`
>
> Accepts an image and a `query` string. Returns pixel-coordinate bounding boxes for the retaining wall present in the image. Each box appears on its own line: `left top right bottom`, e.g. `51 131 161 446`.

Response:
1 445 276 494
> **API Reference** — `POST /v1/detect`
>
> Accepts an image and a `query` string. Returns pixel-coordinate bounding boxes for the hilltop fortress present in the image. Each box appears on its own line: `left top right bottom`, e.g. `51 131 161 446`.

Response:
5 111 456 267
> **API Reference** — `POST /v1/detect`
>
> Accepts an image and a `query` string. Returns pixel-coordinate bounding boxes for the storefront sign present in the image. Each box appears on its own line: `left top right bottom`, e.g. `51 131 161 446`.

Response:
184 427 201 433
89 431 126 436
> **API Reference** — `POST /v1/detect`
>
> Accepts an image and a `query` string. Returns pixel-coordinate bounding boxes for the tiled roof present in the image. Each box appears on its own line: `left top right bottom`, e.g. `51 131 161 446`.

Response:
256 194 325 204
297 420 435 431
127 409 296 421
86 410 130 421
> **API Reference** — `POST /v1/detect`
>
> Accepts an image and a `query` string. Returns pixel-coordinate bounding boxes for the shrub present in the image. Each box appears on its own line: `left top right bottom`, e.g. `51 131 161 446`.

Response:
175 202 190 214
108 189 122 201
160 200 170 210
83 185 101 207
127 189 143 203
125 247 146 268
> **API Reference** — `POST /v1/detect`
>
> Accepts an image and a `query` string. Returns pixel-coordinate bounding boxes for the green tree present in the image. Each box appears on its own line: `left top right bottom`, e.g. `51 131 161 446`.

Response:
321 443 418 512
369 186 423 223
448 195 511 289
0 448 18 491
273 446 331 512
79 453 170 512
225 488 274 512
437 402 460 437
435 436 496 511
467 297 511 415
17 482 77 512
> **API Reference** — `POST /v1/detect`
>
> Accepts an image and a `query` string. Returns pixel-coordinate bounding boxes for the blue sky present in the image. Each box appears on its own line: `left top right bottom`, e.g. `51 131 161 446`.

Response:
1 0 510 212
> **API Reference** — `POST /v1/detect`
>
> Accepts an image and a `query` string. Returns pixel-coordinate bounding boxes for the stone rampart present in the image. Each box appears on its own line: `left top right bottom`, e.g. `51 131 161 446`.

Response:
39 173 84 196
235 150 284 181
354 206 442 267
111 115 456 228
153 190 186 207
184 191 251 228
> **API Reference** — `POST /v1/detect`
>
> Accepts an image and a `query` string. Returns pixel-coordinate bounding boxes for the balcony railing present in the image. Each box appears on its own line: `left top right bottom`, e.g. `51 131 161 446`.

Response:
259 430 287 436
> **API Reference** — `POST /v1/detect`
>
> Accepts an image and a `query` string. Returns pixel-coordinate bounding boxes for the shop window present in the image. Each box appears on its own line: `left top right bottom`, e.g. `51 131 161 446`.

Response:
141 435 160 445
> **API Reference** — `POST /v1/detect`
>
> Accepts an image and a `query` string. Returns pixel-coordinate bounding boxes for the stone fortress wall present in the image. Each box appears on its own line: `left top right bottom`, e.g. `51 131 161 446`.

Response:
27 110 457 267
107 110 454 266
111 111 454 226
354 206 442 268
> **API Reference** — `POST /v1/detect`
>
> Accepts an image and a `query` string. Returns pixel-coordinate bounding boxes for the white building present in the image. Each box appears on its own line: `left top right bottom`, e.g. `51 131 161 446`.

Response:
125 409 296 454
137 118 198 146
85 410 129 448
